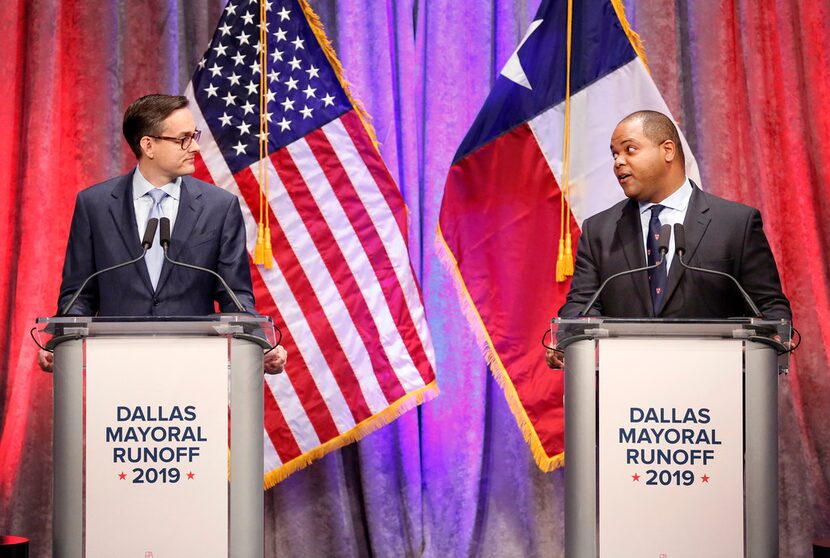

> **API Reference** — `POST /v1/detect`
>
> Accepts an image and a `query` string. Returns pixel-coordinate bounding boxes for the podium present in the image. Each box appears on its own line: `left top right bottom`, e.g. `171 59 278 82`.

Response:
38 315 275 558
554 318 790 558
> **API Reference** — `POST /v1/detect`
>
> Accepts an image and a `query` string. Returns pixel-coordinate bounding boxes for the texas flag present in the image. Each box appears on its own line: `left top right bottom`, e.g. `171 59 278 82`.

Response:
438 0 699 470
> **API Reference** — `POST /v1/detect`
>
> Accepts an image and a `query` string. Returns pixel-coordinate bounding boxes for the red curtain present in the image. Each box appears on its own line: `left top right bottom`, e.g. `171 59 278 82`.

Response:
0 1 225 550
638 0 830 552
1 1 829 556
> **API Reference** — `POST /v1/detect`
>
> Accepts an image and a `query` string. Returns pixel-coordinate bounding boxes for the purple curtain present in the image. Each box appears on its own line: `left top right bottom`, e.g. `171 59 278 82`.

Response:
1 1 828 557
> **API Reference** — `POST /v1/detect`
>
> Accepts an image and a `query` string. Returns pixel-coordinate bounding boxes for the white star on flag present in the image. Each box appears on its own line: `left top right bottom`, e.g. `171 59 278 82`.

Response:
236 121 251 136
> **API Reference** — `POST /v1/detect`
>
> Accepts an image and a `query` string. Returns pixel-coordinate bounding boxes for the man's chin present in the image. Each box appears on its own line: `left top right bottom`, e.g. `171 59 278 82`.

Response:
620 184 640 200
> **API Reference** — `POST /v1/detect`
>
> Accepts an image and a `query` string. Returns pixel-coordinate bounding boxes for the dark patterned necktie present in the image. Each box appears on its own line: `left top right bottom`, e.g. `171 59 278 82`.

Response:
647 204 667 314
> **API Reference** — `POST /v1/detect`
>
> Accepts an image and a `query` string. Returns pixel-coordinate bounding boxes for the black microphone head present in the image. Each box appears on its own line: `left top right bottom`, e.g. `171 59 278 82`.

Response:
657 224 671 255
159 217 172 249
141 218 159 249
673 223 686 256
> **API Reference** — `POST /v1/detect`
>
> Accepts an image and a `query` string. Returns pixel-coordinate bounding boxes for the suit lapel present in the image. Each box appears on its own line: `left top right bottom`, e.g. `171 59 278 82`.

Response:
617 199 653 316
660 183 711 314
108 170 154 294
155 177 204 294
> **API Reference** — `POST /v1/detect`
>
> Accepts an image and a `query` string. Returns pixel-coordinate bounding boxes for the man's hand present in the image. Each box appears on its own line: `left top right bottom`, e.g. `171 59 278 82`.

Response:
37 349 54 372
545 347 564 370
264 345 287 375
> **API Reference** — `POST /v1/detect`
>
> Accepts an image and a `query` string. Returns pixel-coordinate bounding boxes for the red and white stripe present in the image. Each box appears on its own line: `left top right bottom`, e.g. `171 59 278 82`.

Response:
185 85 437 475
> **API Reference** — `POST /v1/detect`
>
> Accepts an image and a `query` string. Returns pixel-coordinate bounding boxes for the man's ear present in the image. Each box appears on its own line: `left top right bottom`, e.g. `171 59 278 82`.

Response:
140 136 155 160
662 139 677 163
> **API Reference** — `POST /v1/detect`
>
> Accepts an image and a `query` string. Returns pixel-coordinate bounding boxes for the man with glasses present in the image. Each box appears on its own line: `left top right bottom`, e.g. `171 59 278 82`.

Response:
39 94 286 373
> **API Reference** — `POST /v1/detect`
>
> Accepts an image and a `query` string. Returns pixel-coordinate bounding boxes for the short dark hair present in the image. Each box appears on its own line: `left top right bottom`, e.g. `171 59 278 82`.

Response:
619 110 685 166
122 94 189 158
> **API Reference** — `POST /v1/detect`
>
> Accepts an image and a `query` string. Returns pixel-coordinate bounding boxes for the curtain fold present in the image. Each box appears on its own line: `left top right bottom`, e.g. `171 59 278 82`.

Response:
1 1 828 557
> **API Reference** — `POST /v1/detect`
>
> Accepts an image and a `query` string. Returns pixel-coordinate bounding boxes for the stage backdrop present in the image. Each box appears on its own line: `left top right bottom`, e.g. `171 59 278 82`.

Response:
1 1 829 557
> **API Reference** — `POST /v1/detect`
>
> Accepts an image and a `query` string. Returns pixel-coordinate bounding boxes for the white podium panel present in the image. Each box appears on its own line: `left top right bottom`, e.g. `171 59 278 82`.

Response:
85 337 229 557
598 338 743 557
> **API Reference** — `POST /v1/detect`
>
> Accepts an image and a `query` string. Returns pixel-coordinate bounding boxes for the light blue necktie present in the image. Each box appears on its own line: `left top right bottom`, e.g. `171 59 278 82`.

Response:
145 189 168 290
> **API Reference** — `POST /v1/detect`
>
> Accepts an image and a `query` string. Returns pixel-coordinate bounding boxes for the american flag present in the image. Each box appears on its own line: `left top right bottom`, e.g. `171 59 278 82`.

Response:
185 0 438 486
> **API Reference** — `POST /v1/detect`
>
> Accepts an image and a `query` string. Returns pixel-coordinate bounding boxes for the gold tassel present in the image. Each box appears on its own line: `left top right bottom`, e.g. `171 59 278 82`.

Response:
555 239 566 282
254 227 265 265
563 231 574 276
263 227 273 269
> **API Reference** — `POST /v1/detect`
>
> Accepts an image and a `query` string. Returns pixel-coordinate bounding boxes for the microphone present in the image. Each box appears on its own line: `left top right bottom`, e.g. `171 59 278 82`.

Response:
60 218 159 316
672 223 762 318
141 217 159 249
157 217 246 313
579 223 671 316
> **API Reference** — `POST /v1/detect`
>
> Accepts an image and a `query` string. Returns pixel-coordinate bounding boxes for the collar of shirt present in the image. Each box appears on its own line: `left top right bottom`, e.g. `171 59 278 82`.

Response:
638 178 693 216
636 178 693 272
131 166 182 201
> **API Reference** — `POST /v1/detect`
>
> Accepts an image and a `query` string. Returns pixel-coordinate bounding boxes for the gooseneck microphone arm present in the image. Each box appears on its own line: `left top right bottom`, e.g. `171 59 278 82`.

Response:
60 218 159 316
578 223 672 317
672 223 762 318
158 217 246 313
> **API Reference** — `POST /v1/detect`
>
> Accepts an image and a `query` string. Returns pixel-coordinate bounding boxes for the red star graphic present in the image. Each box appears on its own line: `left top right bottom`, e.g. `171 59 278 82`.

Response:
118 472 126 480
632 473 640 482
187 471 195 480
701 474 710 483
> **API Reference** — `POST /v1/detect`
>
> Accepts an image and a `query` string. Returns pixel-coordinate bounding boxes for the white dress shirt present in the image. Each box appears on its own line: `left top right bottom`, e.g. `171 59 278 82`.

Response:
638 178 693 271
132 166 181 239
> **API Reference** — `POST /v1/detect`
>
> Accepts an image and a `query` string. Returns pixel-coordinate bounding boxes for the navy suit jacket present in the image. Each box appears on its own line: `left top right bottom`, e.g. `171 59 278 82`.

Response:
57 170 255 316
559 184 791 320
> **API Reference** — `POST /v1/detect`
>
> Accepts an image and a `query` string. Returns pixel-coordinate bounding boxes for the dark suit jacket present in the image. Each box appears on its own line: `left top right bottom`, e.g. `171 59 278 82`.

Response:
57 170 255 316
559 184 791 320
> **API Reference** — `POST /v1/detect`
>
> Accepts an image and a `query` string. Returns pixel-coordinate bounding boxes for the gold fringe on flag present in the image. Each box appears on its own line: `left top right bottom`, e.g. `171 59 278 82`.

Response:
555 0 575 282
297 0 379 149
264 381 440 488
610 0 650 71
435 227 565 471
252 0 383 266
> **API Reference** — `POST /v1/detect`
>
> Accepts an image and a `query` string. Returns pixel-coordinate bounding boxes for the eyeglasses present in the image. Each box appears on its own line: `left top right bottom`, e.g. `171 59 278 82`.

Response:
148 129 202 150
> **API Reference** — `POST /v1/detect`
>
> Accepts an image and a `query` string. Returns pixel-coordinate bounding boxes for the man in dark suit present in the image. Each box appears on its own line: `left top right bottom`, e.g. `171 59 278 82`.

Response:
39 94 286 372
548 110 790 366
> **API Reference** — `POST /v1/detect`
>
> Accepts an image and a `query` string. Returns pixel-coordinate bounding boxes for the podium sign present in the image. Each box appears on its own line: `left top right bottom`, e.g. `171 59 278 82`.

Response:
85 337 229 557
598 338 744 557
